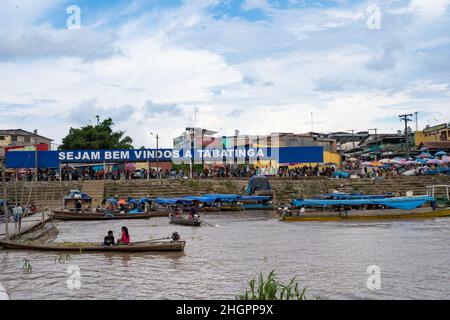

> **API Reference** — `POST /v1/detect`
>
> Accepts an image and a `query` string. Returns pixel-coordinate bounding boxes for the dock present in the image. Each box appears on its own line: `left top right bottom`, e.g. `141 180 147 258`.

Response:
0 212 51 240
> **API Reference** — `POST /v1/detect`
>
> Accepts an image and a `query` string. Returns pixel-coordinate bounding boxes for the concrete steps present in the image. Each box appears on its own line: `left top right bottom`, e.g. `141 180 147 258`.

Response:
81 180 105 208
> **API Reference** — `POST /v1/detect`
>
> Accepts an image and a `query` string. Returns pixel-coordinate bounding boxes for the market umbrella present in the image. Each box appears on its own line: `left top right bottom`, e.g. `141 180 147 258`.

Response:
418 152 433 159
125 163 136 171
435 151 448 157
426 159 442 166
128 198 139 205
420 147 429 152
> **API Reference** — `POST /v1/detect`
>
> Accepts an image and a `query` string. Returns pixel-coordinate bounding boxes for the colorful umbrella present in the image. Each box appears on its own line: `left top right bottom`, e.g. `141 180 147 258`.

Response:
435 151 448 157
418 152 433 159
426 159 442 165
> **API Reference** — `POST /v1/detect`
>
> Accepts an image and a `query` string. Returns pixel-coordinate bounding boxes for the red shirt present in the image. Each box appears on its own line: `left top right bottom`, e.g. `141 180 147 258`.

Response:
120 231 130 244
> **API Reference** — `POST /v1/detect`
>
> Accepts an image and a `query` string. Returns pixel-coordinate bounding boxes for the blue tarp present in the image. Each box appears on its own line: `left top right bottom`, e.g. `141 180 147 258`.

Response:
240 196 272 201
129 209 144 214
155 198 193 205
318 193 391 200
127 199 139 205
292 196 434 211
246 175 272 195
184 196 217 203
333 171 350 178
202 194 242 202
106 198 118 205
138 198 152 205
64 190 91 200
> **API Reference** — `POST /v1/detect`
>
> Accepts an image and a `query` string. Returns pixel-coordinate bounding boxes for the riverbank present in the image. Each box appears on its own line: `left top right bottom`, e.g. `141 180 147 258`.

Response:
1 176 450 208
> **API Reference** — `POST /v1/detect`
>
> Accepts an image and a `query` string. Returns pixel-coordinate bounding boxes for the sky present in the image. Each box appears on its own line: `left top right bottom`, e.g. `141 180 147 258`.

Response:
0 0 449 148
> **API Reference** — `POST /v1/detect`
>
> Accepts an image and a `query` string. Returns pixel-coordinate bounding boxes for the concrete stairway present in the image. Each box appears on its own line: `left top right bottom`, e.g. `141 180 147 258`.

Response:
81 180 105 208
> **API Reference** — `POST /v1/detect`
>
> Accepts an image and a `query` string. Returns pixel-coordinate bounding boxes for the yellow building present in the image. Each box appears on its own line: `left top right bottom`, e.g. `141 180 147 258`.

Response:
415 123 450 145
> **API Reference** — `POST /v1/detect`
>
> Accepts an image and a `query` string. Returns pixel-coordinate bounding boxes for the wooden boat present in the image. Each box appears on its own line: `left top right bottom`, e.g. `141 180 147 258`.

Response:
240 196 274 210
219 204 245 211
0 240 186 252
280 207 450 221
51 210 167 221
169 216 201 226
279 192 450 221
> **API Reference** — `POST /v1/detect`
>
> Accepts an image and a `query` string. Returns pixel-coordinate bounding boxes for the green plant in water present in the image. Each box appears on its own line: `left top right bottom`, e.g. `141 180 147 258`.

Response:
55 253 72 264
236 270 315 300
22 258 32 275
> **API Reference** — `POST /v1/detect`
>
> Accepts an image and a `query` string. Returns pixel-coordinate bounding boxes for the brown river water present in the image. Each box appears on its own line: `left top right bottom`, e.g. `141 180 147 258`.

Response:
1 211 449 300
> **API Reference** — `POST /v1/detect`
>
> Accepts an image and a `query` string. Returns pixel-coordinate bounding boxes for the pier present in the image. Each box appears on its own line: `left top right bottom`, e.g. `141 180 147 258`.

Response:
0 212 51 240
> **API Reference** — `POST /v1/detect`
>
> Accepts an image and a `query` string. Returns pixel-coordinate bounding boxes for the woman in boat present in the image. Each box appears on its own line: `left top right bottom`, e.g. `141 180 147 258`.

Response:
117 226 130 245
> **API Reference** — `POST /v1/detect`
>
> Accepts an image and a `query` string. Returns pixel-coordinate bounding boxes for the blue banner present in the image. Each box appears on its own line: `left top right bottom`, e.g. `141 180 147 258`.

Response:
5 147 324 168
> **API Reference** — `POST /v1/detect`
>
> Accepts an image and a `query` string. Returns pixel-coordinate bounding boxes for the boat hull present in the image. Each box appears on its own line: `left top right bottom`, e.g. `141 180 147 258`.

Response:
0 240 186 252
280 207 450 222
219 206 245 211
52 211 167 221
169 217 201 226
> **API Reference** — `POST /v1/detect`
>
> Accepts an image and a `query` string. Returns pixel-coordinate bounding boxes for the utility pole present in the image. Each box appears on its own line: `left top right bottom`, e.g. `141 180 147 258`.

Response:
150 133 160 179
34 129 38 182
414 111 419 132
399 114 413 159
346 129 357 157
368 128 379 161
2 160 9 240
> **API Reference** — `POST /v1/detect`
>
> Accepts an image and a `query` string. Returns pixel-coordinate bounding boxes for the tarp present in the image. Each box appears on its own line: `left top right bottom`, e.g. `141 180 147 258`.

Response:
155 198 193 205
63 190 91 200
184 196 217 203
240 196 272 201
318 193 391 200
202 194 242 202
292 196 434 211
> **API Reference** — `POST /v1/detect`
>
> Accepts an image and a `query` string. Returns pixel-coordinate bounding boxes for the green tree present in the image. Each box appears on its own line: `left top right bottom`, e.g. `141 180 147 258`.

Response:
59 118 133 150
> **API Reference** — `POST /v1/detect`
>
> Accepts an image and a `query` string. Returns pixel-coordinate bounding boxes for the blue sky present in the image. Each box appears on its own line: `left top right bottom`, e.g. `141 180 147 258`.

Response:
0 0 449 147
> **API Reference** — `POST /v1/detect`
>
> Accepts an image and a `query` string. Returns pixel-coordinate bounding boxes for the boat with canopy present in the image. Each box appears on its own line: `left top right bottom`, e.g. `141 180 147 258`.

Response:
280 190 450 221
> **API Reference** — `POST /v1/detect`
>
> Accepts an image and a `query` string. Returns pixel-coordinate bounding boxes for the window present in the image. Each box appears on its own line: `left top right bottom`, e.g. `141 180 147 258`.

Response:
24 136 31 143
0 136 4 141
17 136 24 143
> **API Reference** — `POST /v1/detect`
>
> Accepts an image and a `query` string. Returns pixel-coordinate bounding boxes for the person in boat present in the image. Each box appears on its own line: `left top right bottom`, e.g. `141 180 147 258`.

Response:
117 226 130 245
104 231 115 246
75 200 82 213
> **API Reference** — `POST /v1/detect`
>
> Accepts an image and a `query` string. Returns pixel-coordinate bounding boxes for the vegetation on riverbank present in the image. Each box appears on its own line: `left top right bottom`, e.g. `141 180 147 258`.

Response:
236 270 317 300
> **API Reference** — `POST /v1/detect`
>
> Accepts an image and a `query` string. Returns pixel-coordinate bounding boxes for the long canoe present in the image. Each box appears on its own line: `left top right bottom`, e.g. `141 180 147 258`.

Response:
170 217 201 226
0 240 186 252
279 207 450 222
51 211 168 221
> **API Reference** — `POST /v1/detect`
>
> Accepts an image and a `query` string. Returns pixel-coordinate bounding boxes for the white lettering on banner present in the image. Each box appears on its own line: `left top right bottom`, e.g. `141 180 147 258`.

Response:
105 151 112 160
59 152 66 160
172 150 179 158
134 150 143 159
92 152 100 160
164 150 172 158
120 151 129 159
257 149 265 157
66 152 74 160
185 150 192 158
248 150 255 157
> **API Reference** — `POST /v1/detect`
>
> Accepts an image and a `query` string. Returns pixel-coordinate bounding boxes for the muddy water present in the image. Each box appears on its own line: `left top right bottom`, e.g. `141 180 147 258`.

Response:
1 212 449 300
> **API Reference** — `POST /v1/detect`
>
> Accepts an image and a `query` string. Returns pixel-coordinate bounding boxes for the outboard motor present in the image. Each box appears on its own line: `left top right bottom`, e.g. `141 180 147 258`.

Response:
172 232 181 241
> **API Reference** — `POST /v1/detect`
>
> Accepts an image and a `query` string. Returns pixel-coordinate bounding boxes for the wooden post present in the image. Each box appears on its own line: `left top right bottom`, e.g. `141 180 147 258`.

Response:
2 161 9 240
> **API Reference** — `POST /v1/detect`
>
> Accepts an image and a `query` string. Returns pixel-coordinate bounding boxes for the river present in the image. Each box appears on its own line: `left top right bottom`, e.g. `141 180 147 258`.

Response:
1 211 449 300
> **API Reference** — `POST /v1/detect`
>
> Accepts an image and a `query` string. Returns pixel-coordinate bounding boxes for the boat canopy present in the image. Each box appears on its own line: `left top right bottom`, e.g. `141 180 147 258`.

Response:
240 196 272 201
317 193 393 200
128 198 139 205
64 190 92 201
138 198 152 205
202 194 243 202
184 196 217 203
292 196 434 211
154 198 193 205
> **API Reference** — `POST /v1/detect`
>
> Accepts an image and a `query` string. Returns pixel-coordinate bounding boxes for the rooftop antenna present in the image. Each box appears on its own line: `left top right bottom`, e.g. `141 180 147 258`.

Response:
194 105 198 129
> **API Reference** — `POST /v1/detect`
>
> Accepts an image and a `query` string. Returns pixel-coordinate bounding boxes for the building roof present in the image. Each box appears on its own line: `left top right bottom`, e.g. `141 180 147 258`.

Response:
0 129 53 141
422 141 450 151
